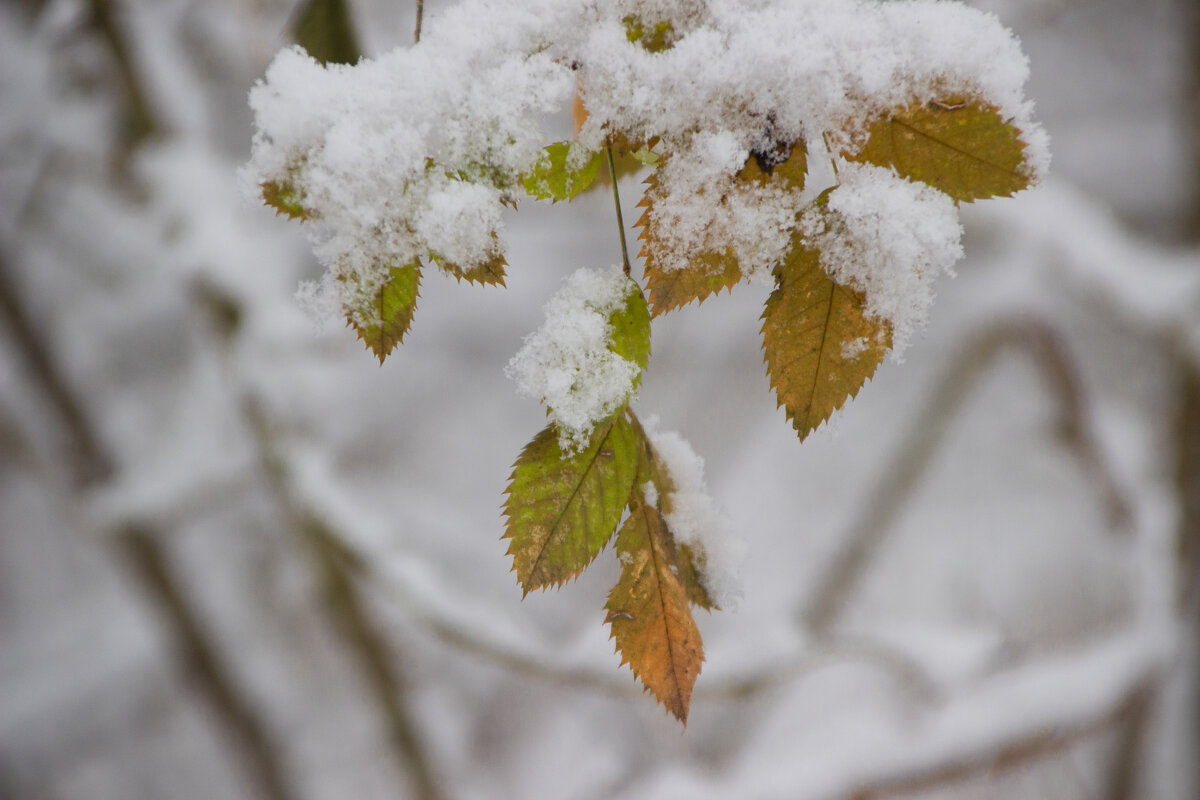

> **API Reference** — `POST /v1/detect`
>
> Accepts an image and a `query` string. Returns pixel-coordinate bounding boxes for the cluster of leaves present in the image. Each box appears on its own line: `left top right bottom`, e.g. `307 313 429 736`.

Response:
256 0 1040 723
505 406 714 723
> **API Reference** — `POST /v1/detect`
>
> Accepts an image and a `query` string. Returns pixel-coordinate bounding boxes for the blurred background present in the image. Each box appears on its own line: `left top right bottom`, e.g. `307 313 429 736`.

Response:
1 0 1198 798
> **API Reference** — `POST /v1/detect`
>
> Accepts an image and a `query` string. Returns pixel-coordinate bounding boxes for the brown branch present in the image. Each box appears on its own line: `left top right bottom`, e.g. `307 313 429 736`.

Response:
803 317 1132 637
848 677 1155 800
415 0 424 43
88 0 161 149
0 250 113 486
0 246 295 800
243 398 447 800
1174 363 1200 609
298 502 936 703
116 525 295 800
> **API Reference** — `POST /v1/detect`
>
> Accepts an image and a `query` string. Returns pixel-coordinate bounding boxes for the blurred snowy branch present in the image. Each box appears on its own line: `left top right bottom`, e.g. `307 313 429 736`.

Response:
0 0 1196 798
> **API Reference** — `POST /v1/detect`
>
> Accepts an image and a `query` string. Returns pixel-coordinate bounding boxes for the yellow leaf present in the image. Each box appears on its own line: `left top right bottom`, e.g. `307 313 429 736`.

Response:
605 489 704 724
437 251 507 287
346 261 420 364
761 242 891 441
638 141 806 316
846 98 1030 202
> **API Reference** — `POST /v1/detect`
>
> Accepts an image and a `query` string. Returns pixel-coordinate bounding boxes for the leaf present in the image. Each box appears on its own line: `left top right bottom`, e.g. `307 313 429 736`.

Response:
845 98 1030 201
261 178 308 220
523 142 605 202
436 251 507 287
347 261 421 364
761 241 891 441
636 173 742 317
605 484 704 724
676 544 716 611
739 139 808 189
622 14 676 52
504 415 639 593
291 0 360 66
629 413 717 611
607 281 652 390
638 141 806 317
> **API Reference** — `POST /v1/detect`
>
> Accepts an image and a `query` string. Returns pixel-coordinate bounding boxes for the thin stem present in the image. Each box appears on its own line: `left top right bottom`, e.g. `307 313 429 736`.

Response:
606 145 632 276
415 0 424 43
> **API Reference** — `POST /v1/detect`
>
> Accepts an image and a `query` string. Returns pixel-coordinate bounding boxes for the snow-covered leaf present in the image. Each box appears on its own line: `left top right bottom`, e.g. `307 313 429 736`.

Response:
639 142 805 316
606 280 651 388
503 414 638 593
261 175 308 220
523 142 605 202
347 261 421 364
435 251 507 287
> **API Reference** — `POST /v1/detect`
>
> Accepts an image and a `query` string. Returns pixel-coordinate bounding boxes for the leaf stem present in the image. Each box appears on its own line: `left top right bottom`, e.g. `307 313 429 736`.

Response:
415 0 424 43
606 145 632 277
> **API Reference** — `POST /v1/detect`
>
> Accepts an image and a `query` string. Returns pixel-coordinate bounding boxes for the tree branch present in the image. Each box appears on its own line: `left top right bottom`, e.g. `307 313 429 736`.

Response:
847 677 1155 799
804 317 1132 637
243 396 448 800
0 245 295 800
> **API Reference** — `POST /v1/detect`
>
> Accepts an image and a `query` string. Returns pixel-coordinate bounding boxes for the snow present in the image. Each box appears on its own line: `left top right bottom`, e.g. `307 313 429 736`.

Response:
4 0 1196 798
644 417 746 608
800 162 964 354
505 266 643 451
244 0 1045 315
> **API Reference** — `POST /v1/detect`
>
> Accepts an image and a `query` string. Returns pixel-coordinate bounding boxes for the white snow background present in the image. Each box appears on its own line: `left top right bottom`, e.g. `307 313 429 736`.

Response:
0 0 1197 799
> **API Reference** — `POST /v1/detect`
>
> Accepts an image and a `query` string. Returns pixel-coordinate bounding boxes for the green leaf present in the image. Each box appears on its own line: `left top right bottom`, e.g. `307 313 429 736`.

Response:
523 142 605 202
605 482 704 724
347 261 421 364
630 148 659 167
607 281 652 391
761 241 891 441
261 177 308 220
622 15 676 52
845 98 1030 201
504 414 639 594
291 0 360 66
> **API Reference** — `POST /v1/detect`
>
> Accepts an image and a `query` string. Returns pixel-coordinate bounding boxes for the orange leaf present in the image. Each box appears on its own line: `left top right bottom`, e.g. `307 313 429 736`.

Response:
606 487 704 724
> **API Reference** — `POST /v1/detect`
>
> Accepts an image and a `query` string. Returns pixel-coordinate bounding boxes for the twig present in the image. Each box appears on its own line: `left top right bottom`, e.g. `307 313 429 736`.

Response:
116 525 295 800
0 250 112 486
1102 683 1154 800
847 676 1155 799
0 245 295 800
88 0 160 149
415 0 424 43
1174 363 1200 610
606 145 632 276
243 398 447 800
303 506 936 702
803 317 1133 637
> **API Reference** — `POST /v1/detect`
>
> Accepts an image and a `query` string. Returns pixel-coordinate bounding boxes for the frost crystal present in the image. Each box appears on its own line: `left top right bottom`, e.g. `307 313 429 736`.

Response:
800 163 964 354
645 419 745 608
506 267 642 452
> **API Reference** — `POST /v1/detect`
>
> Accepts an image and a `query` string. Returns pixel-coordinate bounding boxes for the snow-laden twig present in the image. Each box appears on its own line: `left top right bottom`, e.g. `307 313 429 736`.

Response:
803 316 1134 637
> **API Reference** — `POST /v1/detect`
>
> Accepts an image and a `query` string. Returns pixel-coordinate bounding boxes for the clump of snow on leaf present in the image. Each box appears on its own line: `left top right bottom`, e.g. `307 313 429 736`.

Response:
244 0 1046 319
506 267 642 452
645 418 745 608
800 163 964 354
